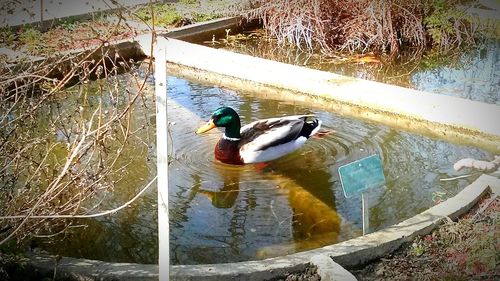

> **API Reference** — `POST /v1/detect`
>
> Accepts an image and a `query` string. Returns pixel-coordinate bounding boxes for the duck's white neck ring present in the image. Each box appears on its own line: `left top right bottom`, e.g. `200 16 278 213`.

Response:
223 134 240 141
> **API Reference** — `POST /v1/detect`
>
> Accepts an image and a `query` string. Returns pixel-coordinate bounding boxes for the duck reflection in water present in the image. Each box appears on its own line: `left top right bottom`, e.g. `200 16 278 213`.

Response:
198 179 239 209
255 168 341 259
188 160 341 259
191 164 242 209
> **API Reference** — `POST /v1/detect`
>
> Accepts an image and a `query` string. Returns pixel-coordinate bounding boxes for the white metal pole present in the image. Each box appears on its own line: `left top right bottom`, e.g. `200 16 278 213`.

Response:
362 193 369 235
155 35 169 280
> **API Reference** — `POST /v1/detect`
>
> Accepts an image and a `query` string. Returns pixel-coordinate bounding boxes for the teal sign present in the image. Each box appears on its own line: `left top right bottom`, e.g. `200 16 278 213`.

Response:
338 154 385 198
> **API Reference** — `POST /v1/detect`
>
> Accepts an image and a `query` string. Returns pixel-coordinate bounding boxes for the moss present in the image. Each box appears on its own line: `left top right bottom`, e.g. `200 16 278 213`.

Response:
17 26 50 54
0 26 15 48
135 3 183 27
192 12 217 22
53 16 82 31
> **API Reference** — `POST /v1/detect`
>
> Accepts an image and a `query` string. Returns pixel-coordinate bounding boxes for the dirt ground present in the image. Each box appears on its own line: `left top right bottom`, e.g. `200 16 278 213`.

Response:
350 193 499 281
282 265 321 281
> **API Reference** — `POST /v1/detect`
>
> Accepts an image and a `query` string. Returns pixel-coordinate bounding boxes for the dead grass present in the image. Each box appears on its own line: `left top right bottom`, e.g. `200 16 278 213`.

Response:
351 193 499 280
244 0 482 57
1 16 137 57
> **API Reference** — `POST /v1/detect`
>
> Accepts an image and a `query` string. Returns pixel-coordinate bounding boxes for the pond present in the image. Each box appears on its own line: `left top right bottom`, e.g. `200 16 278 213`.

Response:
166 76 492 265
32 72 493 265
204 30 500 105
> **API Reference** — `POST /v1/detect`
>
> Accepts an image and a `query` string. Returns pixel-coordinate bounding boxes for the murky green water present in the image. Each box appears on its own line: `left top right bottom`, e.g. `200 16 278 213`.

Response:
205 30 499 104
167 76 492 264
30 74 158 264
31 72 493 265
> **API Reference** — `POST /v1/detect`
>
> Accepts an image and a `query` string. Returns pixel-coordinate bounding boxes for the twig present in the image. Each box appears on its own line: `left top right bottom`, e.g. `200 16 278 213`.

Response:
439 173 476 182
0 176 156 220
472 196 498 222
0 1 154 247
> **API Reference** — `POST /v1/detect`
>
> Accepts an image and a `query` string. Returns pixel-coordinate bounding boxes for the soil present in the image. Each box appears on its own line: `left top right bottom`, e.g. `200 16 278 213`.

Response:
280 265 321 281
350 193 499 281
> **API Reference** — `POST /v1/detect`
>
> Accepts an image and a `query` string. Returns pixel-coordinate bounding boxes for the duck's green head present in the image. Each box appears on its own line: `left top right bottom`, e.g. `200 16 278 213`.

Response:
196 107 241 138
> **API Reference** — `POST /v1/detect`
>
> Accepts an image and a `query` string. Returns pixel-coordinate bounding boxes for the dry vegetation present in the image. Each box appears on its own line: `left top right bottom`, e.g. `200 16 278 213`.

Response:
0 10 156 248
244 0 483 56
352 193 499 280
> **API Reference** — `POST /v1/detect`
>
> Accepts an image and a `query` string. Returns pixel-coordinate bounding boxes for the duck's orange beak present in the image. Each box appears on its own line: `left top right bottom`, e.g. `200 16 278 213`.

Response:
196 119 216 134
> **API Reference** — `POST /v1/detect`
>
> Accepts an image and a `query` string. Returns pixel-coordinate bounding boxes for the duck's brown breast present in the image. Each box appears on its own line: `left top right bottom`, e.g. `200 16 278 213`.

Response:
215 138 244 165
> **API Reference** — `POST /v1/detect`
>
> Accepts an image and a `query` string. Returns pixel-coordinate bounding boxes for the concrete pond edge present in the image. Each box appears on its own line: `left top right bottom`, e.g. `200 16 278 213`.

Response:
19 174 500 281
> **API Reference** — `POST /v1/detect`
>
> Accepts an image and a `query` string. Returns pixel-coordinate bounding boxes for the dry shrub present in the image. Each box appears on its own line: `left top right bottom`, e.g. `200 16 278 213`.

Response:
245 0 479 56
0 8 155 246
0 49 152 246
339 1 426 54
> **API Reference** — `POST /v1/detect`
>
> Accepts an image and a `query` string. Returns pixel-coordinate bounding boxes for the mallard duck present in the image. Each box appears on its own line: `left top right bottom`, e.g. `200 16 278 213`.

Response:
196 107 322 165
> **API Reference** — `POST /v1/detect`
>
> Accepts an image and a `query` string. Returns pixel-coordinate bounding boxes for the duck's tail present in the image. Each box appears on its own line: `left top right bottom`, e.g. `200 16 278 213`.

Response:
300 118 322 138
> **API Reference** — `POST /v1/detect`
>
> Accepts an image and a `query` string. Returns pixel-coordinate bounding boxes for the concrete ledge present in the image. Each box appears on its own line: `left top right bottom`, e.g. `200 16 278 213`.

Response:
327 174 499 267
166 16 250 42
158 38 500 153
310 254 357 281
22 254 158 281
22 175 500 281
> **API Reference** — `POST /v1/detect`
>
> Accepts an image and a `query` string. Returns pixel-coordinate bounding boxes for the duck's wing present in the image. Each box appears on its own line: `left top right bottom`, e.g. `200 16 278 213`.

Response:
239 115 313 151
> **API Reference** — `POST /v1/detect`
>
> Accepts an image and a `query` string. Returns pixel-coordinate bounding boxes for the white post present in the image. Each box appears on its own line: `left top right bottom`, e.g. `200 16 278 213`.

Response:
155 35 169 280
362 193 369 235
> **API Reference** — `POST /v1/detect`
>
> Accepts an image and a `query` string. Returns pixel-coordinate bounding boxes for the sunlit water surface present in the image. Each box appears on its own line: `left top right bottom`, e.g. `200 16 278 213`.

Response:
35 73 493 265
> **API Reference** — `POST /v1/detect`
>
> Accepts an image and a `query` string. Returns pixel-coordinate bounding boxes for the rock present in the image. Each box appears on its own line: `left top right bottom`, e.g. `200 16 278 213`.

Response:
310 254 357 281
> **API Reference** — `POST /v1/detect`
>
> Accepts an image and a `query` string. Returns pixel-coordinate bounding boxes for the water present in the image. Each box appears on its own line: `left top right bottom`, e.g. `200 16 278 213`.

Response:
32 73 493 265
206 30 500 104
29 74 159 264
165 76 492 264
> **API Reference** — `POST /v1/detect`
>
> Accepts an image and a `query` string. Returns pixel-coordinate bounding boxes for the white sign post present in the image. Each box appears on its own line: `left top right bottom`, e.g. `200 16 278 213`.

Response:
155 35 169 280
361 193 369 235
